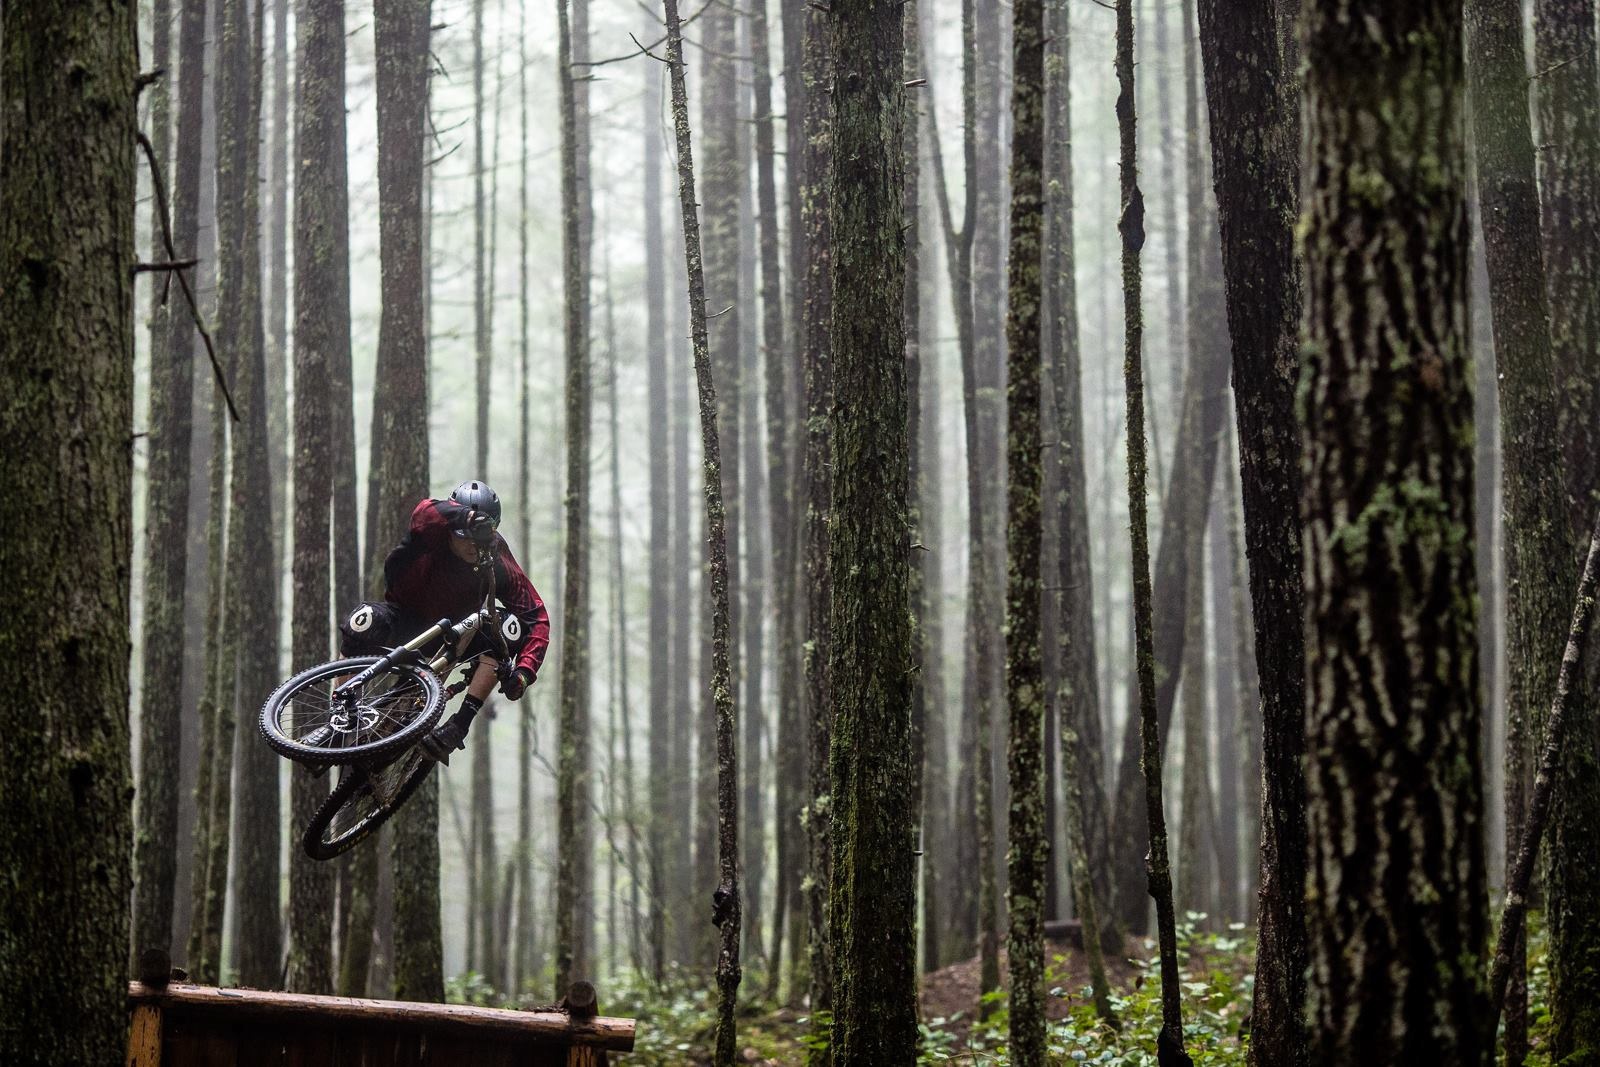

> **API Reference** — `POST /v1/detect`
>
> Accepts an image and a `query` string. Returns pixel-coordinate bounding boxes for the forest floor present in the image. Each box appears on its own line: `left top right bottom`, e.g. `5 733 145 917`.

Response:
609 917 1261 1065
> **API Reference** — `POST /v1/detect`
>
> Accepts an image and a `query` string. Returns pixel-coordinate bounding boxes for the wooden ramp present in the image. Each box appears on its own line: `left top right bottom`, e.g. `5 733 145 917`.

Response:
126 980 636 1066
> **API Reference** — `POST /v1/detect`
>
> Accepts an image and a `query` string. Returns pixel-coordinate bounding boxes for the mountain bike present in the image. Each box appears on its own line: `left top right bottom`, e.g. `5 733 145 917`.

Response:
259 600 524 860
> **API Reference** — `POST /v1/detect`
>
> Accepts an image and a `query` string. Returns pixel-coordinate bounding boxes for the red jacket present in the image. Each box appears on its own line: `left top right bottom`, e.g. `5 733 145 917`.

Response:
383 498 550 680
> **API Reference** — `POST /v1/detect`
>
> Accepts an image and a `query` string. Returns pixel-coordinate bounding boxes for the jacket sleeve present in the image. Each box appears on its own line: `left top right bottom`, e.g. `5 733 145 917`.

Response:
383 498 451 604
494 541 550 679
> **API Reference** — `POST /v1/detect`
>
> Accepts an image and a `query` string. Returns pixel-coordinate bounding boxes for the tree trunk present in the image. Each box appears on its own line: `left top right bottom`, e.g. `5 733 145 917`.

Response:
1301 7 1487 1061
1003 0 1046 1048
823 0 916 1057
554 0 593 996
219 0 281 990
133 0 206 971
1532 0 1600 1052
1193 1 1306 1060
799 0 837 1044
265 0 289 573
371 0 439 1002
643 45 672 987
285 0 349 997
752 0 797 997
662 0 745 1055
0 0 135 1058
1464 0 1576 1058
1116 0 1189 1060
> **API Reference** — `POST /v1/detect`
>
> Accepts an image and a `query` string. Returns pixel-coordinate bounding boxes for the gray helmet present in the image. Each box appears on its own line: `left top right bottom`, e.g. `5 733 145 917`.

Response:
449 480 502 526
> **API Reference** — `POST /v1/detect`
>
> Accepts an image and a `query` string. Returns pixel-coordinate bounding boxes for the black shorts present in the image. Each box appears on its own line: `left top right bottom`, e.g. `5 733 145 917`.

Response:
338 601 530 663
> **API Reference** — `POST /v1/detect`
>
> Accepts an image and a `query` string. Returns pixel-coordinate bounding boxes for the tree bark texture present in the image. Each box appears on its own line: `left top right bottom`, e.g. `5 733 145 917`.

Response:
1003 0 1046 1052
1301 5 1488 1061
0 0 136 1058
554 0 593 998
133 0 206 970
824 0 916 1059
799 0 837 1041
286 0 349 996
371 0 440 1002
1193 2 1306 1060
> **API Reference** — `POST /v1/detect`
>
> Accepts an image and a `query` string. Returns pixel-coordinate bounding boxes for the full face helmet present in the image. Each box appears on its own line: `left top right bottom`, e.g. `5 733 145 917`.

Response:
449 480 502 545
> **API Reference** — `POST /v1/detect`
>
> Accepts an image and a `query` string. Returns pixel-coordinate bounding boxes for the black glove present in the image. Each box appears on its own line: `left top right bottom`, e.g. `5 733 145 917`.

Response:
465 510 497 546
501 667 533 701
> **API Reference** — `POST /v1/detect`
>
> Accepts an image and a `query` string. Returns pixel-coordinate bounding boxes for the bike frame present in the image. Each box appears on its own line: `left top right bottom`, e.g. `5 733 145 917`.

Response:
331 606 499 704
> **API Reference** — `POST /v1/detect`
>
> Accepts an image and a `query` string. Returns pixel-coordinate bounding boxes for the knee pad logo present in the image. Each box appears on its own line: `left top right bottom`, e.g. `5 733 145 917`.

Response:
501 615 522 644
349 605 374 634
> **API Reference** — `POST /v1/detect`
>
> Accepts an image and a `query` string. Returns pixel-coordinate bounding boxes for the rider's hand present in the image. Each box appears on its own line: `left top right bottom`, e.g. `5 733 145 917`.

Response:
501 667 533 701
465 510 497 545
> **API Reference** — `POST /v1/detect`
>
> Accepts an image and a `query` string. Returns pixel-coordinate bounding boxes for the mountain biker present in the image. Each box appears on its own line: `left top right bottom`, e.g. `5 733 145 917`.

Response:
338 480 549 764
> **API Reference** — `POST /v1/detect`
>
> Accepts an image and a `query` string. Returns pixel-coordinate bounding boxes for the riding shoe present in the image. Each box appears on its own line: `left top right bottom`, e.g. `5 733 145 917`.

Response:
420 711 473 765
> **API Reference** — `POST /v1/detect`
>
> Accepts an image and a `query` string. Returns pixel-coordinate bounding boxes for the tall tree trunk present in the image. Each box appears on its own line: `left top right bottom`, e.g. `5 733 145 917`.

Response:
285 0 349 996
824 0 915 1056
1193 1 1306 1060
0 0 135 1057
752 0 796 996
663 0 745 1054
669 205 697 970
1532 0 1600 1052
1464 0 1575 1058
799 0 837 1043
219 0 281 989
371 0 439 1002
1116 0 1189 1060
133 0 205 970
925 0 999 1001
1301 7 1487 1061
1003 0 1046 1047
1042 0 1116 1011
554 0 593 995
266 0 289 573
643 48 672 987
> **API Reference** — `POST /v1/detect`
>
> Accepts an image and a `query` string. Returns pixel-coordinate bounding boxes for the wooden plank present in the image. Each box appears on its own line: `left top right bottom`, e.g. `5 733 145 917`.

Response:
126 1004 163 1067
127 983 635 1052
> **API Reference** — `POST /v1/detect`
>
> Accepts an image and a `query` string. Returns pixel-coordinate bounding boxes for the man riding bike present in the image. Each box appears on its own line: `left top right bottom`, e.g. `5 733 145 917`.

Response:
338 480 549 764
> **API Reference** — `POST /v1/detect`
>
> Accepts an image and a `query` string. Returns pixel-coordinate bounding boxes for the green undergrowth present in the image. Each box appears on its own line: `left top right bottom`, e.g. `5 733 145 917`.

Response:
441 915 1556 1064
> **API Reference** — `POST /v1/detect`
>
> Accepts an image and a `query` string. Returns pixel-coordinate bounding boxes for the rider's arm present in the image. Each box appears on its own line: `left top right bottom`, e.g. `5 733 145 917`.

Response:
494 545 551 681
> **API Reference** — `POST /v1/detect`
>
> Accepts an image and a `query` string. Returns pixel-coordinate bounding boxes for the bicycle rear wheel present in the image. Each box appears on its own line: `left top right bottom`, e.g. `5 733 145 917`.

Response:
260 656 442 766
302 748 434 860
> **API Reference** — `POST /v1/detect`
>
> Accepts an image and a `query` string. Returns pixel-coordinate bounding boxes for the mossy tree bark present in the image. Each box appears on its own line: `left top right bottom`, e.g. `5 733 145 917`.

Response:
822 0 916 1059
370 0 440 1002
1301 5 1488 1062
554 0 593 997
513 0 536 992
1003 0 1047 1050
218 0 282 990
0 0 136 1058
1532 0 1600 1053
133 0 207 970
1193 1 1306 1059
285 0 349 996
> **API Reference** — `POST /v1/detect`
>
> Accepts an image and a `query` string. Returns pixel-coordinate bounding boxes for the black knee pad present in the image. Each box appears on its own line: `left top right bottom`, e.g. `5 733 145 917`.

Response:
338 601 406 656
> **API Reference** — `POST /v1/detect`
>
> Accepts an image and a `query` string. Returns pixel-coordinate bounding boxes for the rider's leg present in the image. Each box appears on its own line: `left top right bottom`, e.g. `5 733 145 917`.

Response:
422 657 499 763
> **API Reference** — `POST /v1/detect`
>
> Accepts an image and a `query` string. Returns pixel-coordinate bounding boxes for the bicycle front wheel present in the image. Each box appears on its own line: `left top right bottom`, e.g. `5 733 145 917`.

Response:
302 750 434 860
260 656 442 766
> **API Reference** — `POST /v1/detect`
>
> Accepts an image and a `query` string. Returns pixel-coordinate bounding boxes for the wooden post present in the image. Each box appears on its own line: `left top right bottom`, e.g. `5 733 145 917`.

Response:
125 1004 163 1067
564 981 604 1067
